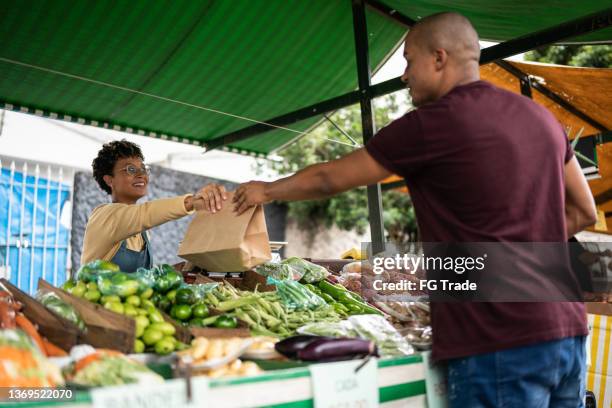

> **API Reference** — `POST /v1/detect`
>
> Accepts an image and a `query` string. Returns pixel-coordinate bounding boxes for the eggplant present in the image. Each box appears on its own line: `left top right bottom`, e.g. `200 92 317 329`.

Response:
275 335 331 359
297 338 378 362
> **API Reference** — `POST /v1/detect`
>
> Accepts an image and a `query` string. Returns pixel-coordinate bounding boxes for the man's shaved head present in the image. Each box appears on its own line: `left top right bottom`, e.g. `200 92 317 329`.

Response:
401 12 481 107
410 12 480 64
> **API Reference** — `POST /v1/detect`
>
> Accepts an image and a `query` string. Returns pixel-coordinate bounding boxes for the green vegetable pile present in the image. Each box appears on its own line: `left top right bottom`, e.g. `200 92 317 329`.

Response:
63 261 188 355
199 283 342 338
302 281 381 317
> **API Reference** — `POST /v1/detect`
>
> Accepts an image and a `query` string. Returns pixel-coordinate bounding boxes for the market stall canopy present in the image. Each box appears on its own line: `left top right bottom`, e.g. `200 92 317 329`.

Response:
0 1 610 156
480 61 612 136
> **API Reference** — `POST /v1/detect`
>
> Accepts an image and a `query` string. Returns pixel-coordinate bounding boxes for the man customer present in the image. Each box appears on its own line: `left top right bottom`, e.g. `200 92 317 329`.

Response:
233 12 597 407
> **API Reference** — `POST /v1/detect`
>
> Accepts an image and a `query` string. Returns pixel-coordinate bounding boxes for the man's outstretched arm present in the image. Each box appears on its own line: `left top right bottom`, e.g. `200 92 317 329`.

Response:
233 148 391 214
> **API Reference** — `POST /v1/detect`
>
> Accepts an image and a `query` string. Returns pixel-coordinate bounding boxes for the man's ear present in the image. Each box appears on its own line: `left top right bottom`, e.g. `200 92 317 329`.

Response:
434 49 448 70
103 175 113 190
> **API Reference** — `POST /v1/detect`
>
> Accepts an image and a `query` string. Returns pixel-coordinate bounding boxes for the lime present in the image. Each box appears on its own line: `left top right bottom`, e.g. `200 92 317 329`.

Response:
166 290 177 303
83 289 101 303
124 303 138 317
61 280 76 291
175 288 196 305
154 337 175 355
134 339 145 353
192 304 209 318
140 288 154 300
71 285 86 298
125 295 141 307
115 280 139 298
135 308 148 316
142 328 163 346
158 298 172 313
97 260 120 272
104 301 124 315
148 310 165 324
141 299 155 310
86 282 98 291
111 273 128 284
149 322 176 336
134 315 150 337
170 304 192 321
189 317 205 327
100 295 121 304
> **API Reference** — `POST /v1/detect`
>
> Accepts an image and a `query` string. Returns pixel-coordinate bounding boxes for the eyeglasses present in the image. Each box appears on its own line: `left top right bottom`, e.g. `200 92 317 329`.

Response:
117 164 150 177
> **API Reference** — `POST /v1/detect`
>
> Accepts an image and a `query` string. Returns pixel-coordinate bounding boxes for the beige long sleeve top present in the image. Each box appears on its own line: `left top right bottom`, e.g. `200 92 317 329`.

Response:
80 195 194 265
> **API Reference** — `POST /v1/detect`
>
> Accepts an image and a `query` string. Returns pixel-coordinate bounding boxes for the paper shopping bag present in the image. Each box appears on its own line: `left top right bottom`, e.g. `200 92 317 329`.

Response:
177 192 271 272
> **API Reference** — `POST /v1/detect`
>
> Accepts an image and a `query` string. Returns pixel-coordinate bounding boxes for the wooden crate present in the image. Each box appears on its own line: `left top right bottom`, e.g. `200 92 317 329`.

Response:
1 278 80 352
38 279 136 353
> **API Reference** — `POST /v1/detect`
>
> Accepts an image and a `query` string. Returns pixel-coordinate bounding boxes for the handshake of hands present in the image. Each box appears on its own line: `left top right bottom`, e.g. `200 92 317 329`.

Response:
184 181 270 215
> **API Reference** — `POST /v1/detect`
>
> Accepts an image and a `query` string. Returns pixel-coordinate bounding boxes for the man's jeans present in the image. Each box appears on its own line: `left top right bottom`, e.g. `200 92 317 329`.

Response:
447 336 586 408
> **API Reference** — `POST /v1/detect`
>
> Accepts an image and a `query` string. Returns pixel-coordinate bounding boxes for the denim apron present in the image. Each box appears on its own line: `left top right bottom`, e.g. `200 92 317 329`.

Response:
110 232 153 272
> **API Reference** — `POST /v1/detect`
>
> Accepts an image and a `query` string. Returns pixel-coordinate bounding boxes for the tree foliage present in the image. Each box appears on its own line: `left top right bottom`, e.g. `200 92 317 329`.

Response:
260 94 418 244
525 45 612 68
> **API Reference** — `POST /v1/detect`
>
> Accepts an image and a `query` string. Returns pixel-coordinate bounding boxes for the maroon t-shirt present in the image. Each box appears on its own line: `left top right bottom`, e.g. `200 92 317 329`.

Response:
366 80 587 361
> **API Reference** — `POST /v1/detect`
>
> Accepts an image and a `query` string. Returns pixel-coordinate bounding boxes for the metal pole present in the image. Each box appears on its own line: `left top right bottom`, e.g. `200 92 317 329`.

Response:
5 162 15 278
17 163 27 290
42 165 51 282
520 76 532 98
352 0 386 255
53 167 63 286
29 165 40 294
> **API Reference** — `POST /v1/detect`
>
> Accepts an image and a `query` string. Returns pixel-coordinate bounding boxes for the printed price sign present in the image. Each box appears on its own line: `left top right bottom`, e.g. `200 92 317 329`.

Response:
309 358 378 408
91 377 210 408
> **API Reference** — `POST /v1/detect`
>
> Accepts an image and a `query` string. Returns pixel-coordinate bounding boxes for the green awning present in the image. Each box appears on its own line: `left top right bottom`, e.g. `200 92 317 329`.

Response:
383 1 612 44
0 1 610 156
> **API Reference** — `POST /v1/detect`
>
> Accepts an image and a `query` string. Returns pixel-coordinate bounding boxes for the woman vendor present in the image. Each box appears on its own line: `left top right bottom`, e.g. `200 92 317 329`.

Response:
81 140 226 272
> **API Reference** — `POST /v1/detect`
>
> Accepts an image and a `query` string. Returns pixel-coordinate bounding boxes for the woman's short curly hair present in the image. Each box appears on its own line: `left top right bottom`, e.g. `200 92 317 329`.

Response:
92 140 144 194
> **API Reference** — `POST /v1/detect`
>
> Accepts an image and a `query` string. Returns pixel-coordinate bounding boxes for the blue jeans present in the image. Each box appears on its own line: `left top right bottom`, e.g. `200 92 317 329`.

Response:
447 336 586 408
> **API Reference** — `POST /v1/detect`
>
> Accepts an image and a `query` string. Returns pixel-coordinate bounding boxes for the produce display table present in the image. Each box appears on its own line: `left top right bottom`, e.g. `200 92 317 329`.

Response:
11 355 426 408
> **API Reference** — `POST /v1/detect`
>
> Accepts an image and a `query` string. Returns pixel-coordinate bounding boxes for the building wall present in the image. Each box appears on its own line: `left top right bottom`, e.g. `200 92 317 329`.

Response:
284 219 370 259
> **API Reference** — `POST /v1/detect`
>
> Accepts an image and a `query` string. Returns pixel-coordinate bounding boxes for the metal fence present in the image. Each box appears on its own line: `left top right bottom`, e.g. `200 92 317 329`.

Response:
0 159 72 294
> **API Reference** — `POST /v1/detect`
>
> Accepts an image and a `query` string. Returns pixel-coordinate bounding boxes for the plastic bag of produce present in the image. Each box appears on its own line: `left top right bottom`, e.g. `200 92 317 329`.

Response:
36 291 86 332
64 348 164 387
297 320 357 338
150 264 183 293
255 262 303 281
283 257 330 283
75 260 120 283
96 272 141 298
172 282 216 305
348 315 414 356
268 278 328 311
133 268 157 293
297 315 413 357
